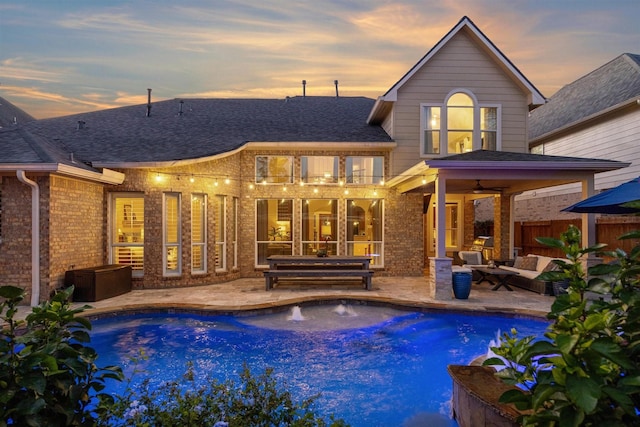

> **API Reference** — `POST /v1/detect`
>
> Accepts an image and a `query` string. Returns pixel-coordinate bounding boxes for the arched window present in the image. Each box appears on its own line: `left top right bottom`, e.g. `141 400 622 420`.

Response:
421 90 499 156
447 93 474 153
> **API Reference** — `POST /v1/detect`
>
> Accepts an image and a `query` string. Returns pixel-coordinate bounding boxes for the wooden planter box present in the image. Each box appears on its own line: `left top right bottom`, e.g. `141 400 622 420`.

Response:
448 365 523 427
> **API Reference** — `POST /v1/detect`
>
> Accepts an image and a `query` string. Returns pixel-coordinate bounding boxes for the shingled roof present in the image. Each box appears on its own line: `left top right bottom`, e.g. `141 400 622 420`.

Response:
0 97 36 128
21 96 392 165
529 53 640 141
0 126 98 172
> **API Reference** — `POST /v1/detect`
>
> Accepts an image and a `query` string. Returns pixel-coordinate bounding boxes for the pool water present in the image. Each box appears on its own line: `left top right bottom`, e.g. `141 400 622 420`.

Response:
90 305 548 427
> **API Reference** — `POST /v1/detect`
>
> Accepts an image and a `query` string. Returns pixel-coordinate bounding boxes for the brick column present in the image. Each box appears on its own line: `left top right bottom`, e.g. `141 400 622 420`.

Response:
493 195 511 261
429 257 453 300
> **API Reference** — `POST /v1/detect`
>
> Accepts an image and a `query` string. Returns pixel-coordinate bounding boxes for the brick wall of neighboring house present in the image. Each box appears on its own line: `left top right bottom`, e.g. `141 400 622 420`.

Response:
475 192 584 223
47 176 106 297
514 193 583 222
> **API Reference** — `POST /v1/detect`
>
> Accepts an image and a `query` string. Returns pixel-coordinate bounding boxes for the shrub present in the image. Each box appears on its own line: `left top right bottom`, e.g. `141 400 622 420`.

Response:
0 286 123 427
98 362 349 427
485 225 640 426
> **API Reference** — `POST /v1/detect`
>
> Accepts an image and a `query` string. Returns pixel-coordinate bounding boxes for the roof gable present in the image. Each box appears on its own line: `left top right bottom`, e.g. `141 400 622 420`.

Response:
378 16 545 105
529 53 640 141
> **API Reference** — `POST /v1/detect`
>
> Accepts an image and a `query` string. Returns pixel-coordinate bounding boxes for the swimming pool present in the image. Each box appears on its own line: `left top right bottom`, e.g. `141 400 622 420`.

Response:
90 304 548 427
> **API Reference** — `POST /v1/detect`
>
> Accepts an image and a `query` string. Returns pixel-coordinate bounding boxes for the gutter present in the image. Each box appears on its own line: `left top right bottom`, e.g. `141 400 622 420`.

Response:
16 170 40 307
0 164 124 185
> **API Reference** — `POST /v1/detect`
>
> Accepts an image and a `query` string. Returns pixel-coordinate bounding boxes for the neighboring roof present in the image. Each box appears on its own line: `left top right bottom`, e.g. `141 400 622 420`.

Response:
21 96 393 166
0 96 36 128
368 16 545 123
529 53 640 142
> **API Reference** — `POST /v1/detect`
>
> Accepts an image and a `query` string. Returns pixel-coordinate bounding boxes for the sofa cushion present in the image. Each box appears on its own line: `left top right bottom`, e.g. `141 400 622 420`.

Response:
513 256 538 271
500 265 540 279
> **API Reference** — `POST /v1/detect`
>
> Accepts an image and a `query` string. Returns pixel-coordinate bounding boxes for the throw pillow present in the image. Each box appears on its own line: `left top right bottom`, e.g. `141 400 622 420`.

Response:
543 260 560 272
514 256 538 271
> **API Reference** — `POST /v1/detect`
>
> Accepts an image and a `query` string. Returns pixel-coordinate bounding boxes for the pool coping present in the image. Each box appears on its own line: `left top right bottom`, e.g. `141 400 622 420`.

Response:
81 296 550 322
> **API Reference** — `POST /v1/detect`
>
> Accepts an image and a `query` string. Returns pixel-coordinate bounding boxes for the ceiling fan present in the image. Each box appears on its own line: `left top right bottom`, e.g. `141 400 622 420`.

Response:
471 180 504 194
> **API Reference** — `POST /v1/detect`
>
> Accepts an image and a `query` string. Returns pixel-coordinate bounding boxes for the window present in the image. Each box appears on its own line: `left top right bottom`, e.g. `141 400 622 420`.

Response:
255 156 293 184
301 199 338 256
421 91 500 155
481 107 498 150
429 202 460 251
231 197 238 269
301 156 338 184
191 194 207 274
163 193 181 276
111 193 144 277
256 199 293 266
346 157 383 185
346 199 383 266
215 195 226 271
422 106 441 154
447 93 474 153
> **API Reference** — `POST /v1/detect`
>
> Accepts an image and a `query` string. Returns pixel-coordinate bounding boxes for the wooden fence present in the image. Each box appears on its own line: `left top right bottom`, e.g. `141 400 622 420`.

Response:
514 218 640 259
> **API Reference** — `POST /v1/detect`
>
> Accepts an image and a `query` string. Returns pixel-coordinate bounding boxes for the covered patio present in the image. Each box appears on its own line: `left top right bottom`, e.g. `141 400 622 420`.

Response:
387 150 630 300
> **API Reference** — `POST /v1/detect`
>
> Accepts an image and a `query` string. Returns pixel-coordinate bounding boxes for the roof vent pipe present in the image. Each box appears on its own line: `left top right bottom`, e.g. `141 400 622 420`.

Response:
302 80 306 98
178 100 184 116
77 120 85 130
334 80 339 98
146 88 152 117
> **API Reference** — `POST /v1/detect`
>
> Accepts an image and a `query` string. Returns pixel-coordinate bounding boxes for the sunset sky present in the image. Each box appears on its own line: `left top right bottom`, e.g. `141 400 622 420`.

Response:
1 0 638 119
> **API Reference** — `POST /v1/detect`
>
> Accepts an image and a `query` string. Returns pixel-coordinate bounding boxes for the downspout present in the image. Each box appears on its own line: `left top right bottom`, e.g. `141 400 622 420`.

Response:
16 171 40 306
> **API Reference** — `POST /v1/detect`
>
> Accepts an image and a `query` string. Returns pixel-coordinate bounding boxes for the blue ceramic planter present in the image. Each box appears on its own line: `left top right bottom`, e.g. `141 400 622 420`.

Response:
452 272 472 299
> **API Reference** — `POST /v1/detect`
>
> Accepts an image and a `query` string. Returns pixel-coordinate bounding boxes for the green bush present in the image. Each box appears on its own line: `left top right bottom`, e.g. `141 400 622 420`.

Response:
98 362 349 427
0 286 123 427
484 225 640 426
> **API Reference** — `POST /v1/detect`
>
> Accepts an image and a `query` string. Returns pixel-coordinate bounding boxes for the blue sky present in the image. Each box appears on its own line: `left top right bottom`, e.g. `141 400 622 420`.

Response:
1 0 638 119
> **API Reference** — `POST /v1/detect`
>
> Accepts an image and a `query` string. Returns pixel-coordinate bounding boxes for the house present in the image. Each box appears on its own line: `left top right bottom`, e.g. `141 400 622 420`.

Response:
513 53 640 221
0 16 627 305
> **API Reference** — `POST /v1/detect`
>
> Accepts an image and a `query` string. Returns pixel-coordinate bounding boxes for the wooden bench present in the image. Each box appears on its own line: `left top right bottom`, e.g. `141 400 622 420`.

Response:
264 269 374 291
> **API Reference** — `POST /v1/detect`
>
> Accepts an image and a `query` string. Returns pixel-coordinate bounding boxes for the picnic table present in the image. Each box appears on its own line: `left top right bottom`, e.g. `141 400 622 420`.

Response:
264 255 374 291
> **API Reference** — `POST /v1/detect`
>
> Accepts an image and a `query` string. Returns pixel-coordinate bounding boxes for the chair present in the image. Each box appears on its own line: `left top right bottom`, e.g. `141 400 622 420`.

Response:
457 251 486 281
458 251 485 267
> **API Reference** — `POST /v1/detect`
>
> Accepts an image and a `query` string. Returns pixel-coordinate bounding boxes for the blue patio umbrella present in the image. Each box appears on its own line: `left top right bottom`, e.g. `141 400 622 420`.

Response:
562 176 640 214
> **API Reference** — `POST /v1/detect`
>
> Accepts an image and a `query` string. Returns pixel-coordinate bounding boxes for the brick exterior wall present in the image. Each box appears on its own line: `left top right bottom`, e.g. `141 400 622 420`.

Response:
2 148 429 302
0 176 38 303
48 176 105 296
